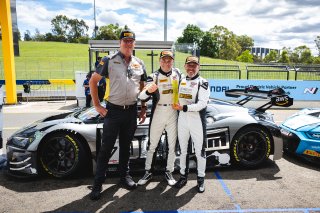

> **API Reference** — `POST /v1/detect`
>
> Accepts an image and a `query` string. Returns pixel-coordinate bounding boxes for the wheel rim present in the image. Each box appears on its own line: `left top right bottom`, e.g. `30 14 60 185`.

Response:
236 131 268 164
41 136 77 176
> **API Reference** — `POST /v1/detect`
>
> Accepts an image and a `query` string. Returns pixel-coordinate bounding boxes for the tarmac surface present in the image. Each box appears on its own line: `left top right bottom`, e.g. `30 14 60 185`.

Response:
0 100 319 213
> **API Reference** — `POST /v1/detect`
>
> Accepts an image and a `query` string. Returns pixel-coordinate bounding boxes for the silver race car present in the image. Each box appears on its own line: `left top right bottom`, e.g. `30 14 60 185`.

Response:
6 87 293 178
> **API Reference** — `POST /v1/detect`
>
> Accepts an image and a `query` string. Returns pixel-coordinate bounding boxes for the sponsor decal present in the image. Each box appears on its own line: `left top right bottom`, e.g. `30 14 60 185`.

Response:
159 79 168 83
131 63 141 69
190 82 198 87
162 89 173 94
181 82 186 86
275 96 289 105
303 149 320 158
99 61 105 65
113 61 121 64
304 87 318 94
210 86 229 92
271 95 293 107
179 93 192 99
124 32 133 37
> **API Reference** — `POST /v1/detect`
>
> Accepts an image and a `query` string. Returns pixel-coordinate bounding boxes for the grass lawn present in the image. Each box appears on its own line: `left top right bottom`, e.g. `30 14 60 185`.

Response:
0 41 300 81
0 41 251 80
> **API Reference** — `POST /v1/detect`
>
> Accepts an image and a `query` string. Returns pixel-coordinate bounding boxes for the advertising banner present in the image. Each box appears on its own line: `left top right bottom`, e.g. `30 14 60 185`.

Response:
209 80 319 100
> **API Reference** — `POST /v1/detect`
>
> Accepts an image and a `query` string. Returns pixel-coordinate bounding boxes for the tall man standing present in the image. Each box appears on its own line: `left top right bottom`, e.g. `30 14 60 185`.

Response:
89 29 147 200
172 56 210 193
138 50 181 186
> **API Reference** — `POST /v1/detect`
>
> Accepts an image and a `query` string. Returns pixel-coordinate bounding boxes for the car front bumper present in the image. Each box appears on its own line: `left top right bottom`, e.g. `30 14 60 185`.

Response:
6 145 38 177
280 126 320 160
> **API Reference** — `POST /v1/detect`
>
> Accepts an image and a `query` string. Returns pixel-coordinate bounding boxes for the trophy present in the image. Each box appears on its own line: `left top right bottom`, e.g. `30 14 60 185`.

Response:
172 79 179 104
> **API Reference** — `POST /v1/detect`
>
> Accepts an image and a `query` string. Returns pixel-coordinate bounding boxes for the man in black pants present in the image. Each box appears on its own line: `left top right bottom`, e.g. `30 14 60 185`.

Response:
88 29 147 200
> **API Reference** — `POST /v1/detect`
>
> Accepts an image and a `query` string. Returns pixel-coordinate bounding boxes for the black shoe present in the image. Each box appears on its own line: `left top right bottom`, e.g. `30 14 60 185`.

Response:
197 176 205 193
174 175 187 189
89 184 102 201
120 175 137 190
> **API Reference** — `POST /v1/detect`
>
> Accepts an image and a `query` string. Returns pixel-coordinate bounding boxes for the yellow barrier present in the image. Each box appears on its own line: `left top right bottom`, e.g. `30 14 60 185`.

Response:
48 79 75 85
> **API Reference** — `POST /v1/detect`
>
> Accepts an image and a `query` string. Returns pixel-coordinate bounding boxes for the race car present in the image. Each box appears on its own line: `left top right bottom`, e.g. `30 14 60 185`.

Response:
280 108 320 163
6 87 293 178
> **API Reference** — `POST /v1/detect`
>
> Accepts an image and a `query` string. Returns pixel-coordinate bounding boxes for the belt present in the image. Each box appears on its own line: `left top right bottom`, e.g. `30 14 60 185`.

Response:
157 104 172 106
106 101 136 110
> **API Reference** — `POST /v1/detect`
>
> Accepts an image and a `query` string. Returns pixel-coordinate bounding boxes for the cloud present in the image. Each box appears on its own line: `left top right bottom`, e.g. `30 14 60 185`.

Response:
15 0 320 55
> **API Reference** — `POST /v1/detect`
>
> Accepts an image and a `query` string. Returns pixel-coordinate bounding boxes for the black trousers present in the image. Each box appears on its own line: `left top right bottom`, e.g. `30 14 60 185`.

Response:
94 104 137 184
85 95 92 107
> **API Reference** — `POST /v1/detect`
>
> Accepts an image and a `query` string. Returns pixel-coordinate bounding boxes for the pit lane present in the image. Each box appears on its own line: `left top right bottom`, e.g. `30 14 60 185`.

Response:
0 101 319 213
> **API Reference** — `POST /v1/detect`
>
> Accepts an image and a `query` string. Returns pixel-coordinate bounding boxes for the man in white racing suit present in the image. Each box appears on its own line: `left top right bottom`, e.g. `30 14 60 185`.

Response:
172 56 210 193
138 50 181 186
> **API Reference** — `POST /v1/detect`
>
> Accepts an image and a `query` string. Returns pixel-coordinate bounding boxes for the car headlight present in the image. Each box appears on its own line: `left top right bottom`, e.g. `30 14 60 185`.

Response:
306 132 320 140
254 113 274 122
8 126 39 148
206 116 215 124
11 136 35 148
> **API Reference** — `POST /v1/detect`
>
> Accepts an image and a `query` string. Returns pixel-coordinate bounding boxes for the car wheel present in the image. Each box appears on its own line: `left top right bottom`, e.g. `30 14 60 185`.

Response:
38 132 87 178
231 126 271 168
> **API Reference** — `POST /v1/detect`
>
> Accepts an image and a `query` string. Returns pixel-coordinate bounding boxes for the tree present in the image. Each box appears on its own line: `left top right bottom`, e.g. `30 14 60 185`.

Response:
264 50 278 63
96 23 122 40
315 36 320 56
209 25 241 60
236 35 254 54
51 15 69 38
33 28 45 41
313 56 320 64
176 24 204 47
300 48 313 64
67 18 89 42
236 50 253 63
253 55 263 63
50 15 89 43
278 49 290 63
24 30 32 41
199 31 218 57
290 45 313 64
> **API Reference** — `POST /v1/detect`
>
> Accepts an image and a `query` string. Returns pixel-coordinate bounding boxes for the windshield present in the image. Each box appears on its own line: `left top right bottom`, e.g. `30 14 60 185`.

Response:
72 104 105 123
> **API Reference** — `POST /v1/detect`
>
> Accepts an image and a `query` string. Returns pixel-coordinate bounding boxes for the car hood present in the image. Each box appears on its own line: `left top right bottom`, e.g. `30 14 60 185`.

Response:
281 114 320 130
12 113 82 137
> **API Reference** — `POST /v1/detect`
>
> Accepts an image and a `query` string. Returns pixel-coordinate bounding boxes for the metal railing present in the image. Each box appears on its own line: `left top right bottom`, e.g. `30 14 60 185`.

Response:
293 65 320 81
200 64 241 79
246 65 290 80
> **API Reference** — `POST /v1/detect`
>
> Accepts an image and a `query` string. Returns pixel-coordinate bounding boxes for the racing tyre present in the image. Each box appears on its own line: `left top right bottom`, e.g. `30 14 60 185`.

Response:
231 126 271 168
38 132 88 178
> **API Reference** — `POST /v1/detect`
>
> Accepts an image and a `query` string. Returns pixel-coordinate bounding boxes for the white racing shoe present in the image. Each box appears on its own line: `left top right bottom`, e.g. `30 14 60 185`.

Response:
138 171 152 185
165 171 177 186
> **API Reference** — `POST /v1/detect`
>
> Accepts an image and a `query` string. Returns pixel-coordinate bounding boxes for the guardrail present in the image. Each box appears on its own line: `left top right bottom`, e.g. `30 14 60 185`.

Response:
246 65 290 80
0 79 76 102
200 64 241 79
293 65 320 81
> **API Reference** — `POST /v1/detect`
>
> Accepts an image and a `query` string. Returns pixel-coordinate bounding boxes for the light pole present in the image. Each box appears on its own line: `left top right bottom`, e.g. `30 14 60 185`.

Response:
94 0 97 38
164 0 167 41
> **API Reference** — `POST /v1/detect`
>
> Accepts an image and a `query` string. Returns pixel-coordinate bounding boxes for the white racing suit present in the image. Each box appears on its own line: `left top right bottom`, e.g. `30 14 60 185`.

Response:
139 68 181 173
178 74 210 178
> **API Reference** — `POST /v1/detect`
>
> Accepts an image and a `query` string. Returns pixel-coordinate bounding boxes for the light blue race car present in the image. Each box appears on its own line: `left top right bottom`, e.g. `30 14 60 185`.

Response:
280 108 320 163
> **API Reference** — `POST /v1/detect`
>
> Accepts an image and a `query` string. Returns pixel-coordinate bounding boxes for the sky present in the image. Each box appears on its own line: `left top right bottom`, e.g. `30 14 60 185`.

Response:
15 0 320 55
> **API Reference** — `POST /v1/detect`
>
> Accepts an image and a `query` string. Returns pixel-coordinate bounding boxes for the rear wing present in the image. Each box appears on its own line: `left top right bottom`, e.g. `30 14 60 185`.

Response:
225 86 293 112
